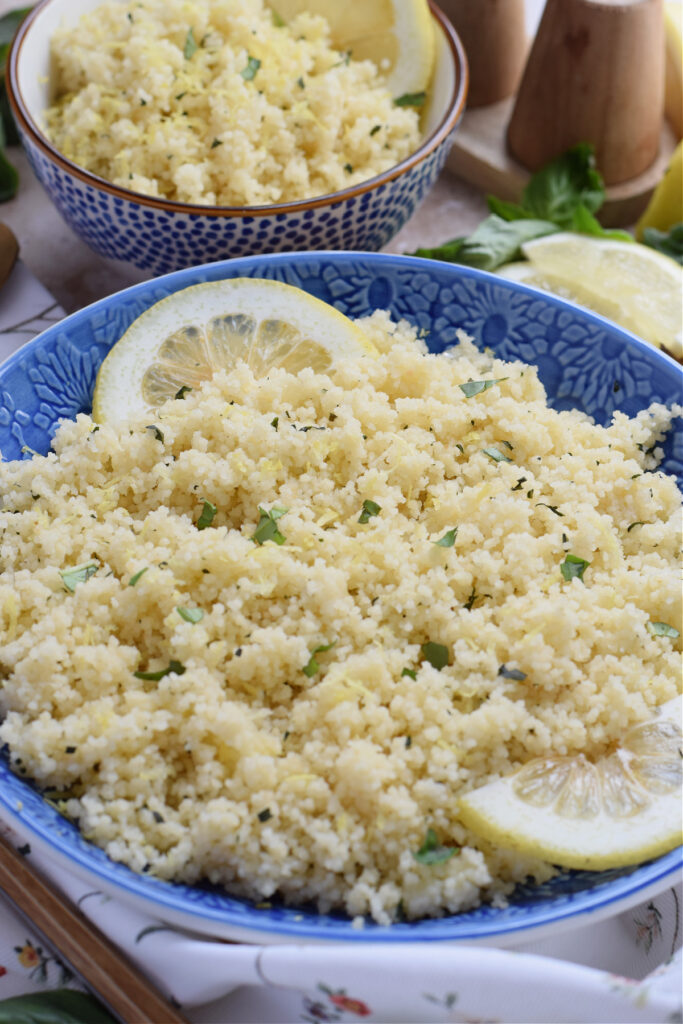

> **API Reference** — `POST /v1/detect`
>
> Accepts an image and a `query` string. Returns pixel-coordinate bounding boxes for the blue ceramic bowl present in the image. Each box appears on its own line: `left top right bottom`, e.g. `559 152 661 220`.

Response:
7 0 466 276
0 252 681 945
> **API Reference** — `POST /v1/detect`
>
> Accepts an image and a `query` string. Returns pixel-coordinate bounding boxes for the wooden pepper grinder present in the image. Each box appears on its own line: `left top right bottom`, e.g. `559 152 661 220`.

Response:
440 0 528 107
507 0 665 186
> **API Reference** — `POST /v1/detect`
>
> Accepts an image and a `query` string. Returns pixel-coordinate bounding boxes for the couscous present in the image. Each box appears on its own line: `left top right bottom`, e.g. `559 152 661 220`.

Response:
0 316 680 923
45 0 422 206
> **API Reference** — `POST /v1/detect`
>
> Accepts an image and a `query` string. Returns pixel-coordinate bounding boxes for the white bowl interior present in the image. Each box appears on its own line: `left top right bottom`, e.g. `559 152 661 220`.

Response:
18 0 456 144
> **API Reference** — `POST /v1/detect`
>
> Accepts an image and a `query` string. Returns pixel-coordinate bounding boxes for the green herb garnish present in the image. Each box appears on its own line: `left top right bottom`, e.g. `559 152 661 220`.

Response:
252 505 287 545
482 446 512 463
535 503 564 516
177 606 204 624
412 827 458 865
560 553 590 582
358 499 381 524
394 91 426 107
0 990 119 1024
647 621 680 638
459 378 507 398
303 640 336 677
421 641 449 670
211 137 223 148
59 561 99 592
174 385 192 399
344 163 353 173
257 807 272 822
297 76 305 88
498 664 527 681
271 9 285 26
134 659 186 681
642 224 683 266
433 527 458 548
128 567 149 587
370 124 381 136
196 498 217 530
145 425 164 443
240 55 261 80
401 667 417 680
627 521 646 532
183 27 198 59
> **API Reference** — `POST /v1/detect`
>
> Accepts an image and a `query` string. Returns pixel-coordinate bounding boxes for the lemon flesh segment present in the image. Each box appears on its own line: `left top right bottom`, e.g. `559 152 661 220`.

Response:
92 278 374 425
520 233 683 360
458 696 682 871
496 262 626 327
269 0 435 98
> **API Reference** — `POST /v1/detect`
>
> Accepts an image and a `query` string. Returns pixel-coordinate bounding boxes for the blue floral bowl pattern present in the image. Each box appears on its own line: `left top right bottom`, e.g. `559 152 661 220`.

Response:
0 252 681 943
8 1 466 276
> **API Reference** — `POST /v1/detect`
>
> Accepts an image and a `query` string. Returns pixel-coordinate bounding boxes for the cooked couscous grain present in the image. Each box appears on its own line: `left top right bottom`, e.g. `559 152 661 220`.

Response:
45 0 421 205
0 316 680 923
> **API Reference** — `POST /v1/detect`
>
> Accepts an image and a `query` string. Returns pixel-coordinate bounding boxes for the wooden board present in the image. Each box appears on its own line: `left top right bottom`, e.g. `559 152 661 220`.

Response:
447 98 678 226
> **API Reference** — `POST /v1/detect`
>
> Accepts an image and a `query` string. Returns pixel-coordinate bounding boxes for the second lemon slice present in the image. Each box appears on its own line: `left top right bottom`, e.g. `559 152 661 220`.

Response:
459 696 682 871
92 278 374 425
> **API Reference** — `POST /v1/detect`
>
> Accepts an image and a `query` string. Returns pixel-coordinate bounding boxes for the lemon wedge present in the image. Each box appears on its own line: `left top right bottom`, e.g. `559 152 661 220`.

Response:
636 141 683 240
513 233 683 360
269 0 435 99
92 278 374 424
459 696 683 871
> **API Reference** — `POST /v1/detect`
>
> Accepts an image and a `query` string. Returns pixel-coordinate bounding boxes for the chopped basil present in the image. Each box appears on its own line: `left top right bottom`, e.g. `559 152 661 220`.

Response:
433 527 458 548
560 553 590 582
627 521 646 532
412 827 458 865
257 807 272 822
175 91 187 101
145 425 164 444
183 27 198 59
177 606 204 624
498 664 527 681
140 97 147 106
535 503 564 517
211 138 223 148
252 506 287 545
511 477 526 491
297 76 305 89
482 446 512 463
59 561 99 593
303 640 336 677
358 499 381 524
405 736 412 748
241 56 261 80
271 417 279 429
196 498 217 530
271 9 285 26
128 567 149 587
459 378 507 398
395 91 426 107
134 659 186 681
401 668 417 680
455 443 464 454
647 621 680 639
174 385 192 399
370 124 381 136
421 642 449 670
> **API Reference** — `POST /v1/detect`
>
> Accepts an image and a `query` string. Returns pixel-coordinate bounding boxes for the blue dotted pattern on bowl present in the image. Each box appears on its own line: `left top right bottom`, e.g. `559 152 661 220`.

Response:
22 127 456 275
0 252 681 942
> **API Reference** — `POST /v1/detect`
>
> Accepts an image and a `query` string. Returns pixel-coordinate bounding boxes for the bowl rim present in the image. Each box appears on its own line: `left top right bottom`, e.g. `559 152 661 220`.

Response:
7 0 468 219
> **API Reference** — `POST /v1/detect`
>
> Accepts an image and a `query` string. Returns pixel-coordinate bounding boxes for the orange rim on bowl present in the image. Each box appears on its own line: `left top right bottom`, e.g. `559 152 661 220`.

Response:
7 0 468 219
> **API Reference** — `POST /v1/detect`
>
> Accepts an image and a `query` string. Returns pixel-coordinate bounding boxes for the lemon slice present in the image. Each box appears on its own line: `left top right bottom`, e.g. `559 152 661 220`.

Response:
459 696 682 871
497 262 626 326
518 233 683 360
92 278 374 424
269 0 435 98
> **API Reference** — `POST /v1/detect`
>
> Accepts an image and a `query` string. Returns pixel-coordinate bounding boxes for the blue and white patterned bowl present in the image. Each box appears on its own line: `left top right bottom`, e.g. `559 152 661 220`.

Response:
0 252 681 945
7 0 467 277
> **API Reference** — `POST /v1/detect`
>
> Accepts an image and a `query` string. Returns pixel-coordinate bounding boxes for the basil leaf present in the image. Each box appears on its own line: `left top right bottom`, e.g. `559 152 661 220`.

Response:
145 424 164 443
560 553 590 582
412 827 458 865
0 6 31 48
515 143 604 225
183 26 198 59
303 640 336 677
459 378 507 398
642 223 683 266
134 659 186 681
401 667 417 680
421 641 449 670
414 215 557 271
647 621 680 639
394 91 426 107
252 505 287 545
498 664 527 681
433 527 458 548
240 55 261 80
177 606 204 623
570 203 633 240
482 446 512 463
0 989 117 1024
196 498 217 530
128 567 149 586
358 499 381 524
59 560 98 592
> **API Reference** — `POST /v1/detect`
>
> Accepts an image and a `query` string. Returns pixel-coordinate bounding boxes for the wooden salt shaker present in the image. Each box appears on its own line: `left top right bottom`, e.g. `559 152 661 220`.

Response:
441 0 528 107
507 0 665 185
